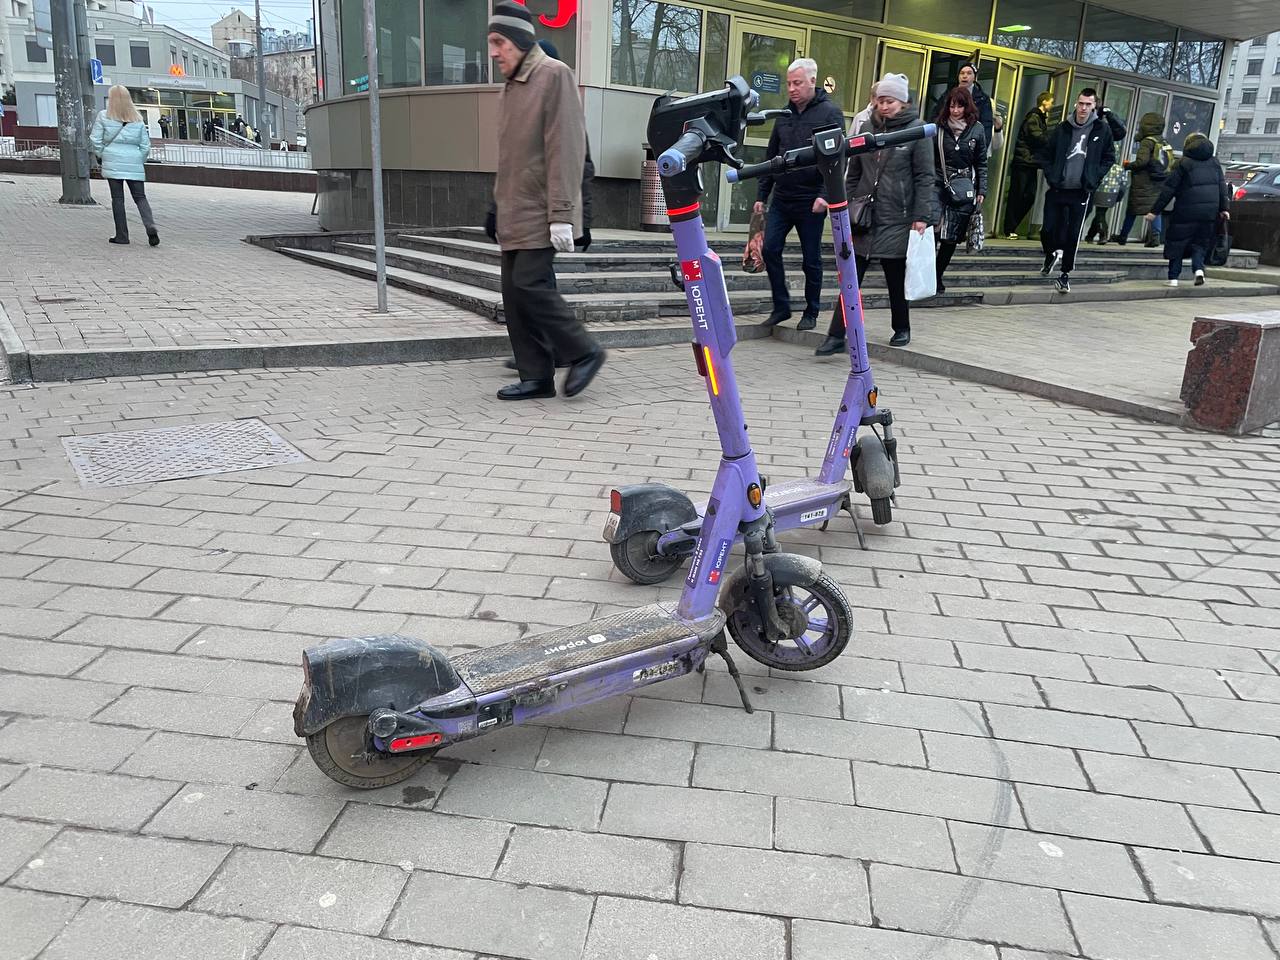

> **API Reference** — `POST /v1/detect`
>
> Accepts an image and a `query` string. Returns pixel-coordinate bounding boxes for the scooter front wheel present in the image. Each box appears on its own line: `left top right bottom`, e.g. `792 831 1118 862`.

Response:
725 572 852 671
306 715 436 789
610 531 682 585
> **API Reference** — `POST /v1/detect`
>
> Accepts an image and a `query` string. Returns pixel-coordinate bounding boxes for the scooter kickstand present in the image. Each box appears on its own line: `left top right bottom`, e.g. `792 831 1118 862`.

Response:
711 631 754 714
843 496 867 551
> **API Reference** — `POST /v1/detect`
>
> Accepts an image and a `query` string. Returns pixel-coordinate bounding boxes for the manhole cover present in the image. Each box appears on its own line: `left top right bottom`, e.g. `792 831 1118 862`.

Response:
63 418 307 488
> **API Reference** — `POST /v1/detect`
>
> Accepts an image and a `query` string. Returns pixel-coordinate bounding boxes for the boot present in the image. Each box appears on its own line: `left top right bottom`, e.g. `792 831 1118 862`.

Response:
814 336 846 357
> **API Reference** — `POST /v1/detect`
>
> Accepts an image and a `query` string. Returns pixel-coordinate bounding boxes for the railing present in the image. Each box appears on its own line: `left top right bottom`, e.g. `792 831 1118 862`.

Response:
0 137 312 170
212 127 263 150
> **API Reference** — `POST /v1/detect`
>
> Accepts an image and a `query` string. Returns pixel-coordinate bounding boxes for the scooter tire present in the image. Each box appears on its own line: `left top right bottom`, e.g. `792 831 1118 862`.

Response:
306 716 437 789
726 571 852 671
871 497 893 526
610 531 682 585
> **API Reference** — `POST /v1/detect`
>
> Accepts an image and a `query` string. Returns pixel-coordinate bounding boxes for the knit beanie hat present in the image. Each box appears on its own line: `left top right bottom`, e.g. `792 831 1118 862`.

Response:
488 0 536 51
874 72 909 104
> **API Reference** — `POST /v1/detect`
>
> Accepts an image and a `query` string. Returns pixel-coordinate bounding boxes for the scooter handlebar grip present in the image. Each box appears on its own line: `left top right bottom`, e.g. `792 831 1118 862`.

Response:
728 156 780 182
658 130 707 177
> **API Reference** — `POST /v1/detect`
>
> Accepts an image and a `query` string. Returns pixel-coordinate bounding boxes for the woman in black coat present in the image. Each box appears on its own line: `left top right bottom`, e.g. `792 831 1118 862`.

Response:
1147 133 1229 287
932 86 988 293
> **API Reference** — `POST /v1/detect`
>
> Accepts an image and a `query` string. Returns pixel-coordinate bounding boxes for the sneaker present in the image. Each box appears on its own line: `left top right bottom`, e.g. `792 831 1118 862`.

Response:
1165 279 1178 287
1194 270 1205 287
814 336 846 357
1053 273 1070 294
1004 233 1020 240
889 330 911 347
762 309 791 328
1040 250 1062 276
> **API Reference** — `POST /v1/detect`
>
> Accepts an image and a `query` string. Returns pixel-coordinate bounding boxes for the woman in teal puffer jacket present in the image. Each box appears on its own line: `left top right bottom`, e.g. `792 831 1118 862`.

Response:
89 85 158 246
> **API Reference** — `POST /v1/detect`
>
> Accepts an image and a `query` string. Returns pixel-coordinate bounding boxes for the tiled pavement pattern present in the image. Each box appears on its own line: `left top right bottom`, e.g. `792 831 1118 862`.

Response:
0 175 488 353
1 338 1280 960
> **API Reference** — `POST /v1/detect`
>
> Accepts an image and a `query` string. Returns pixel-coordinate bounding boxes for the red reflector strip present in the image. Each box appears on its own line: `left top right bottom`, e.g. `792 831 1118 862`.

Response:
389 733 442 752
667 201 701 217
692 341 707 376
848 135 866 149
828 200 848 211
610 489 622 513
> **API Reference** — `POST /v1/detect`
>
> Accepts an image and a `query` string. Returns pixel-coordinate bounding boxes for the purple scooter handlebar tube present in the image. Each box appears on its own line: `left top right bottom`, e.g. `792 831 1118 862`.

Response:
727 122 937 182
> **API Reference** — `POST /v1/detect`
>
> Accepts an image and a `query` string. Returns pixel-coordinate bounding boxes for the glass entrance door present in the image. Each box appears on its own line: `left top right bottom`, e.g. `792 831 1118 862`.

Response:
878 41 926 107
716 21 806 230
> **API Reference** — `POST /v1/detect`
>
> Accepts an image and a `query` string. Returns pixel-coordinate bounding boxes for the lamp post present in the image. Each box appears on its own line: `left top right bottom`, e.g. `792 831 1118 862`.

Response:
362 0 387 312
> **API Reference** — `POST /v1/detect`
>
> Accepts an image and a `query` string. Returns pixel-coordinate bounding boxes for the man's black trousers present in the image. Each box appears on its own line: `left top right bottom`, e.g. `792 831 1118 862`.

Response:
1040 188 1091 274
500 247 598 382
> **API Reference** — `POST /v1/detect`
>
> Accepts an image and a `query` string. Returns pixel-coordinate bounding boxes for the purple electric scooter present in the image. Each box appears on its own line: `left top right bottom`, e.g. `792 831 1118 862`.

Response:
292 77 854 789
605 118 937 584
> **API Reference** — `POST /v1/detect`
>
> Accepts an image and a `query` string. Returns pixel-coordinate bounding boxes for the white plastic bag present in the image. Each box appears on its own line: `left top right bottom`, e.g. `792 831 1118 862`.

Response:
905 226 937 301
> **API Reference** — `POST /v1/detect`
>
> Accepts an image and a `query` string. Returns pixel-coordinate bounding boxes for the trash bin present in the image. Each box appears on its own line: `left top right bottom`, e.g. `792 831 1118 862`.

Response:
640 142 668 232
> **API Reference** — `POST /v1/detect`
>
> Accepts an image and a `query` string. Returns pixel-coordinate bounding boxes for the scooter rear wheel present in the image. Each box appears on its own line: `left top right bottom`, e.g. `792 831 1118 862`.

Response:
610 531 682 585
306 715 436 789
725 572 852 671
871 497 893 525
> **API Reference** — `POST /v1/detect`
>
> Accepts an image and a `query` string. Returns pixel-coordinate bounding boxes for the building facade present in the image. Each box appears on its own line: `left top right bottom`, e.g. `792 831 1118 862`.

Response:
211 8 255 56
6 4 300 141
305 0 1273 233
1219 30 1280 164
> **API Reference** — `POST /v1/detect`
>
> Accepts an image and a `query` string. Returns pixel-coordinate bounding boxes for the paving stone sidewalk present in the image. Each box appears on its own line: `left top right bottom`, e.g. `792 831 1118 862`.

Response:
3 338 1280 959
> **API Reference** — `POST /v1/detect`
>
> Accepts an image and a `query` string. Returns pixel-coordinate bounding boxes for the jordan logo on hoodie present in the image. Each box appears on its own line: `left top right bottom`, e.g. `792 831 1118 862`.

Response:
1066 130 1089 160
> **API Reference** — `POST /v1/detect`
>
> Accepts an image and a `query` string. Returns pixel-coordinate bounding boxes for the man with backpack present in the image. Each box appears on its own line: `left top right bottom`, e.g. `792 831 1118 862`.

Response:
1114 112 1173 246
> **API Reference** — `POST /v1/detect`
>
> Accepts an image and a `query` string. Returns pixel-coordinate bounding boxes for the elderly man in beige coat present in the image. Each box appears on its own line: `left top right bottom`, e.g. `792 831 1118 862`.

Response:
487 0 605 401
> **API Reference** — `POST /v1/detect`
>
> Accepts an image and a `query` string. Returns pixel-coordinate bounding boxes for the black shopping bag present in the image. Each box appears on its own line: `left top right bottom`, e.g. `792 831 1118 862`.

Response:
1207 219 1231 267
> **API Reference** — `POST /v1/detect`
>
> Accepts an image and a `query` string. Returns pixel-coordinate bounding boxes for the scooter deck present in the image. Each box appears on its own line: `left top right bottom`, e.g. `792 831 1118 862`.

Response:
452 602 725 696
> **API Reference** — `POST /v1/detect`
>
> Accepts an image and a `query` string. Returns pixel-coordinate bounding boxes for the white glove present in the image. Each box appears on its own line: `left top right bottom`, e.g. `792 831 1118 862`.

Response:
550 222 575 253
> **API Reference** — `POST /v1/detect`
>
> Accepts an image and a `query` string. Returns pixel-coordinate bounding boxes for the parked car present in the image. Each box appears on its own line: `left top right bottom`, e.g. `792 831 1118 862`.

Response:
1232 165 1280 200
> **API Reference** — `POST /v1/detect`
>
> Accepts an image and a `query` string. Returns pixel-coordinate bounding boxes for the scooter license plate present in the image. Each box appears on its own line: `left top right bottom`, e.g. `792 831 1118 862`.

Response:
602 513 620 541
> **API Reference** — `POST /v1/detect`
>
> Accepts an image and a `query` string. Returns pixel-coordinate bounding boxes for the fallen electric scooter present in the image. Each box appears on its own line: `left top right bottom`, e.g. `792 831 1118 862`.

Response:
604 119 937 584
292 77 855 789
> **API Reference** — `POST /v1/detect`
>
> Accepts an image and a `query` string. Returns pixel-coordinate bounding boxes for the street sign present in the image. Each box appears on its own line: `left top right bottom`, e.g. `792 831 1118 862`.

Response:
89 57 103 83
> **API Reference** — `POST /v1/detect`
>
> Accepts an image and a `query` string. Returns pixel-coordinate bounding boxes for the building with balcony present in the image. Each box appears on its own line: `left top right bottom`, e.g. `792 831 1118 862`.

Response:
1219 30 1280 164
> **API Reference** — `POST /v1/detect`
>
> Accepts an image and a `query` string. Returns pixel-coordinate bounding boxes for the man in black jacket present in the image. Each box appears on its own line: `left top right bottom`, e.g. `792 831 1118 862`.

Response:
1036 87 1115 294
1002 90 1052 239
756 57 845 330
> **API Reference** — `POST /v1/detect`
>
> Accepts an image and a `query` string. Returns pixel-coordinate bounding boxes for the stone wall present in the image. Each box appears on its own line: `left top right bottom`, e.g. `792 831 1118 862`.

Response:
1230 199 1280 266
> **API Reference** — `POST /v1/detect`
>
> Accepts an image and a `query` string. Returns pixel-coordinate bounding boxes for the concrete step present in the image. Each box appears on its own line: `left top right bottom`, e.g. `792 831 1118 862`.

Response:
282 247 984 321
337 242 1129 292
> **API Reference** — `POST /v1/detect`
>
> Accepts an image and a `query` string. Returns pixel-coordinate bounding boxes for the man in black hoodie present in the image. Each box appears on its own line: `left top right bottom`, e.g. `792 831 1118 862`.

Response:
1036 87 1115 294
756 57 845 330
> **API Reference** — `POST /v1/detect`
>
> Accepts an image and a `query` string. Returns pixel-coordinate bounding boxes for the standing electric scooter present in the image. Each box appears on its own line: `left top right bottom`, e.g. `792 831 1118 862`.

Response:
604 120 937 584
292 77 855 789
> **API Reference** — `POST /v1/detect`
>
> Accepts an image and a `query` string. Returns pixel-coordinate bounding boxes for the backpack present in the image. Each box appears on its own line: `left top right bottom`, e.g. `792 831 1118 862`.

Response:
1147 139 1174 181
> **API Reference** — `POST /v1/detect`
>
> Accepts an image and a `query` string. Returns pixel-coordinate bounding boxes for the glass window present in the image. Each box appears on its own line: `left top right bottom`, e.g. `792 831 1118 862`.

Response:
611 0 702 93
130 41 150 68
96 41 116 65
36 93 57 125
1171 30 1222 87
1235 118 1250 134
809 32 860 115
1266 119 1279 135
887 0 990 42
424 0 487 84
131 87 159 105
702 12 728 89
992 0 1081 59
25 37 48 63
1275 59 1280 74
1251 36 1266 47
522 0 577 69
787 0 883 20
340 0 422 91
1271 88 1280 104
1229 152 1244 161
1242 89 1257 105
1082 8 1174 80
1246 59 1262 76
1260 153 1273 163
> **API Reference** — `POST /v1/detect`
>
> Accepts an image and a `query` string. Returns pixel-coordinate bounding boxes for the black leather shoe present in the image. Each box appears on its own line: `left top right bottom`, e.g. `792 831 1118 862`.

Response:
762 309 791 327
889 330 911 347
497 379 555 400
109 236 129 244
504 358 519 370
814 336 846 356
797 312 818 331
147 228 160 247
563 349 606 397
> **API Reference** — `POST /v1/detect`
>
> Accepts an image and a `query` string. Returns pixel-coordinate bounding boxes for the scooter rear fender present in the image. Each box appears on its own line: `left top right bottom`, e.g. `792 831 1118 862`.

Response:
605 482 699 543
293 635 464 737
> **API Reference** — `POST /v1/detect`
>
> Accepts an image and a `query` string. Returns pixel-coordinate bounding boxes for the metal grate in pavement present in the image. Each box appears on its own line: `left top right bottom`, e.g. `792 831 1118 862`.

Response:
62 418 306 487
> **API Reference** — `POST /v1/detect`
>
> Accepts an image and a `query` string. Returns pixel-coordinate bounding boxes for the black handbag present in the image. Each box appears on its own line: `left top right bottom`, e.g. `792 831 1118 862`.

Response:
1207 216 1231 267
849 150 887 235
938 135 975 208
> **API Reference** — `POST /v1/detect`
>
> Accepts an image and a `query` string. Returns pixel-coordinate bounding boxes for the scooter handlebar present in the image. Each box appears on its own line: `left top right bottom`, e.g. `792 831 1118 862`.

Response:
726 122 938 183
658 129 708 177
